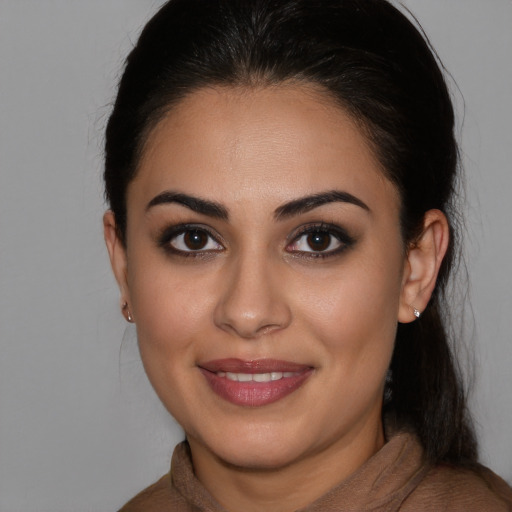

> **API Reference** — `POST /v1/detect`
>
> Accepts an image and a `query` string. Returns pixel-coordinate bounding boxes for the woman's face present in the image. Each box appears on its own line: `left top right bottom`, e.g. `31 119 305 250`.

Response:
116 85 410 471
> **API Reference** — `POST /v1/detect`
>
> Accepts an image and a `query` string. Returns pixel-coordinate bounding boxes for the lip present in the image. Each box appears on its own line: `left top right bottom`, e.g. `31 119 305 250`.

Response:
198 358 314 407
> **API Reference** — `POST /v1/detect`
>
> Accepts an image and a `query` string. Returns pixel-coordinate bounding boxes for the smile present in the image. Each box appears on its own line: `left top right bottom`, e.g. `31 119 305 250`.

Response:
217 371 299 382
199 359 313 407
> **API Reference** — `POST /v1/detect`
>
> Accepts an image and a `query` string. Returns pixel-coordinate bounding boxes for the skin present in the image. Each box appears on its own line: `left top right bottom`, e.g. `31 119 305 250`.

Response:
104 84 449 512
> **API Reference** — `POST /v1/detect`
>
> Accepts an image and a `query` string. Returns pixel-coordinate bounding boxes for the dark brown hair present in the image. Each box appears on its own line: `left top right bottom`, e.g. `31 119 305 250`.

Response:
104 0 477 465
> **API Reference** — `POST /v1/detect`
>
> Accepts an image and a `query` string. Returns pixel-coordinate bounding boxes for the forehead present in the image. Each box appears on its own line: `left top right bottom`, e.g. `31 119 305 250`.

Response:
129 84 399 214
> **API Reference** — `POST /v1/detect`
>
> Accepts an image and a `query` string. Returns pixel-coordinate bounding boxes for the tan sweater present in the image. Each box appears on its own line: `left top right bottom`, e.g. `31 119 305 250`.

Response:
119 431 512 511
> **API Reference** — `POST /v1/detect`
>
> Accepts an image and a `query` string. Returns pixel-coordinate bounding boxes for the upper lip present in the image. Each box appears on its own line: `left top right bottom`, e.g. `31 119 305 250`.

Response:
198 358 312 373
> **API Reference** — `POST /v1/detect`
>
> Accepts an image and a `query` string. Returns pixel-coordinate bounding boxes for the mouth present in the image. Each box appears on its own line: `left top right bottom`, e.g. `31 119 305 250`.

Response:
198 358 314 407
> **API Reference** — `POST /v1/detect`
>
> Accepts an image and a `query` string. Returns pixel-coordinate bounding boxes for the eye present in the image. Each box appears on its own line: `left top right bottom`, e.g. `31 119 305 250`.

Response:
287 224 354 257
289 231 341 253
162 226 223 254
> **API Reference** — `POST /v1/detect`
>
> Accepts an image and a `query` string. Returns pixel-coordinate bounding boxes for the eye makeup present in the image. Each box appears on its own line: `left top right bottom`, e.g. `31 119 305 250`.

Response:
157 223 225 258
286 222 356 260
155 219 356 261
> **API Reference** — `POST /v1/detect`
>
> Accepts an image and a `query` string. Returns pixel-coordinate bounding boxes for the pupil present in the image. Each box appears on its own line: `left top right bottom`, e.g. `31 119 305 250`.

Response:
184 230 207 250
307 232 330 251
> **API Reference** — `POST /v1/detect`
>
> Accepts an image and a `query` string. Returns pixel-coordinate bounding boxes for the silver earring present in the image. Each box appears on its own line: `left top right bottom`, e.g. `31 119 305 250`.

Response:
122 301 134 323
413 307 421 319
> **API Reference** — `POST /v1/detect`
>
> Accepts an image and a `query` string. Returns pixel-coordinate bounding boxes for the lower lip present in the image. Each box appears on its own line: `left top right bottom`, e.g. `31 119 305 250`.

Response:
199 368 313 407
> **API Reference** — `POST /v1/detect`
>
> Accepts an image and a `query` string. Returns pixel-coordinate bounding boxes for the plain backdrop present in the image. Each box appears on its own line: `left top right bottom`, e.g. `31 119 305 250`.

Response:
1 1 511 510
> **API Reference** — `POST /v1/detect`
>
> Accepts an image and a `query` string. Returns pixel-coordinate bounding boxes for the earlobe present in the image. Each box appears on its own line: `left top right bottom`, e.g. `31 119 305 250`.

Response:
103 211 130 307
398 209 450 323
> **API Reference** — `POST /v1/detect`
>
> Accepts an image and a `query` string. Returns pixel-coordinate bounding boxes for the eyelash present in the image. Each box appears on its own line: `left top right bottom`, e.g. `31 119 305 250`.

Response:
158 224 223 258
157 222 355 260
287 222 355 259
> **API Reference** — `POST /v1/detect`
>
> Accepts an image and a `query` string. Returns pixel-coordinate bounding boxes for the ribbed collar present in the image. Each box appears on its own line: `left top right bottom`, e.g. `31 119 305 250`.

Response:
170 428 431 511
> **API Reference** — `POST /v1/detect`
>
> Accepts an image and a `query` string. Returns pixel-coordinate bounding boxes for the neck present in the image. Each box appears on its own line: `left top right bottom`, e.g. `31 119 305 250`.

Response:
189 417 385 512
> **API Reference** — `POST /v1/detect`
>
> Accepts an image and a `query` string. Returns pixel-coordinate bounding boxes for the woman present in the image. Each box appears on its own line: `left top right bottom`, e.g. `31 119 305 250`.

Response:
103 0 512 510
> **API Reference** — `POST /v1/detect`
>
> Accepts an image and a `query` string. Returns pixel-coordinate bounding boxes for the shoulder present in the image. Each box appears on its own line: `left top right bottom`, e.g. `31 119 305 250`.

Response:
401 463 512 511
117 473 192 512
117 442 210 512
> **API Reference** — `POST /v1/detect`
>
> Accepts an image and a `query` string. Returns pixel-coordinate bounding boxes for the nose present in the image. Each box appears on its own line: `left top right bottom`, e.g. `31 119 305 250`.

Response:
213 253 292 339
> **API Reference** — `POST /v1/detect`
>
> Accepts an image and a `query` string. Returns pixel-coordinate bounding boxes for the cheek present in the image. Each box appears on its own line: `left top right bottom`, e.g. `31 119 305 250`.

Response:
127 258 218 422
127 252 217 360
295 248 403 368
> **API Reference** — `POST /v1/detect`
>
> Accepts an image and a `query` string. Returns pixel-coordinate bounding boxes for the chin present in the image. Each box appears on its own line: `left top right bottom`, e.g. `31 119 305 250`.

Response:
218 444 307 471
195 421 314 471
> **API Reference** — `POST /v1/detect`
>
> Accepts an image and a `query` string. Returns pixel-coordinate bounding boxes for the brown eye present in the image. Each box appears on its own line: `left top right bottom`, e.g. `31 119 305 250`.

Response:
306 232 331 252
168 228 223 253
183 230 209 250
286 224 353 257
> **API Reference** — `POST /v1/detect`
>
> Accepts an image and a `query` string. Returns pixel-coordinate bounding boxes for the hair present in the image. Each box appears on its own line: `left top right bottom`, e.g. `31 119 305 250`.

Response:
104 0 477 465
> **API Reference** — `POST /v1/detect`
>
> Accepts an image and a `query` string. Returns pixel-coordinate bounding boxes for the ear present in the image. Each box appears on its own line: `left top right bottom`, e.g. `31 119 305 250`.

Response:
103 211 131 315
398 209 450 323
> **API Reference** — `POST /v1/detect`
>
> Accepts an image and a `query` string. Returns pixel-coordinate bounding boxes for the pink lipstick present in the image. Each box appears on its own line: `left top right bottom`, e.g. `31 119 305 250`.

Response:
198 358 313 407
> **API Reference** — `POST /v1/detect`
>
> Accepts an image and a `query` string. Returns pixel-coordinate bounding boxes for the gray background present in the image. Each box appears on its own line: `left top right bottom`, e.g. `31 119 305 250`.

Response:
0 1 510 510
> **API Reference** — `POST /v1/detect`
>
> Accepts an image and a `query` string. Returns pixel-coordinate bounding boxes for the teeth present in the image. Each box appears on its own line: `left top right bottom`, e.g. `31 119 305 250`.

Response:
220 371 296 382
253 373 272 382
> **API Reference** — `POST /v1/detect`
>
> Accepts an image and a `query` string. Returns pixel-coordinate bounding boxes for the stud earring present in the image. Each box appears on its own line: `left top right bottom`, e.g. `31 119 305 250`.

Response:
122 301 134 323
413 307 421 319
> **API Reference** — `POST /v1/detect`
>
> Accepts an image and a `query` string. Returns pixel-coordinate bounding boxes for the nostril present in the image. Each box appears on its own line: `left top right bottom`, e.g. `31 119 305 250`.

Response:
216 320 284 340
257 323 283 337
214 302 292 339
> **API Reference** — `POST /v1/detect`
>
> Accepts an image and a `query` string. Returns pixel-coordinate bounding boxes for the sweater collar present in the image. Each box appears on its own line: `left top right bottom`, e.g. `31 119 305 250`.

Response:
170 428 430 511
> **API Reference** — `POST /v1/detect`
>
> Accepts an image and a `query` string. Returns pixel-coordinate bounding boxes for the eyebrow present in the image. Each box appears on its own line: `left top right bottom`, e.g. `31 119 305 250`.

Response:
146 191 229 220
274 190 370 220
145 189 369 221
